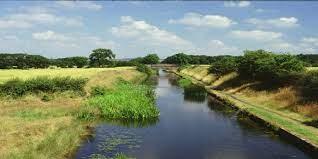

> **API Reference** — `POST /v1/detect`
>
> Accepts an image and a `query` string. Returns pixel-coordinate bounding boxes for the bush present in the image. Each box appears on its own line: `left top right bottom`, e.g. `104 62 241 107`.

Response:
136 64 152 75
0 76 88 97
300 71 318 99
209 56 238 75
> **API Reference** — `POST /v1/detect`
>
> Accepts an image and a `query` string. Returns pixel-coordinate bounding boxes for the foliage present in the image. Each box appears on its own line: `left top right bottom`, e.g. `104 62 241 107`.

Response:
136 64 153 75
209 56 238 75
89 48 116 67
0 53 50 69
237 50 305 82
141 54 160 64
297 54 318 67
162 53 239 65
161 53 191 65
300 71 318 99
0 76 88 97
51 56 88 68
177 78 192 88
79 81 159 120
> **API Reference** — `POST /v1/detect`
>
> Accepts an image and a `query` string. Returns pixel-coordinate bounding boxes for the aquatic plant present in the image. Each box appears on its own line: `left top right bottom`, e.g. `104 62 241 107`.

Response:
78 81 159 120
177 78 192 88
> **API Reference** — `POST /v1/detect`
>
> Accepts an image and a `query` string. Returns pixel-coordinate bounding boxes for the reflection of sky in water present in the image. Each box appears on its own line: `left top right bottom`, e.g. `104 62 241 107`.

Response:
76 69 311 159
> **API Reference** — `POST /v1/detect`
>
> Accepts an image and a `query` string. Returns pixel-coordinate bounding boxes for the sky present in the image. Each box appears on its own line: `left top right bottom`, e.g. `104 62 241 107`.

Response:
0 1 318 59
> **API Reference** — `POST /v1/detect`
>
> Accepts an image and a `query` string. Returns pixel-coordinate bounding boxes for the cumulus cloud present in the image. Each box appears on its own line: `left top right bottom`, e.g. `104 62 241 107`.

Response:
246 17 299 28
56 1 102 11
302 37 318 46
224 1 251 8
168 12 236 28
32 30 72 41
230 30 282 41
0 7 83 29
205 40 239 54
32 30 117 50
111 16 193 49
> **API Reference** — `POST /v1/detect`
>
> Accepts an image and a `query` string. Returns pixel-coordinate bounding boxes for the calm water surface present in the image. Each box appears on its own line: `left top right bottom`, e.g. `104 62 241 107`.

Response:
76 70 312 159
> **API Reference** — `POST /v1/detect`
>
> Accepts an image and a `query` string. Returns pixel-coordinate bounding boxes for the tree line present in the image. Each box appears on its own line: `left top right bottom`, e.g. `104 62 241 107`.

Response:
0 48 160 69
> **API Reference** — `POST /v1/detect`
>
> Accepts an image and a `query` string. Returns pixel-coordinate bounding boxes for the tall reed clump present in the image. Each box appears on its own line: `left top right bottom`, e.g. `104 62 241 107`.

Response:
0 76 88 97
177 78 192 88
78 81 159 120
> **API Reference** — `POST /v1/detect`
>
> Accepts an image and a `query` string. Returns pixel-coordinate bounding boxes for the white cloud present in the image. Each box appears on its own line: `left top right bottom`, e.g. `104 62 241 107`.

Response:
168 12 236 28
246 17 299 28
56 1 102 11
0 7 83 29
32 30 72 41
32 30 117 50
230 30 283 41
302 37 318 46
111 16 193 49
205 40 239 54
224 1 251 8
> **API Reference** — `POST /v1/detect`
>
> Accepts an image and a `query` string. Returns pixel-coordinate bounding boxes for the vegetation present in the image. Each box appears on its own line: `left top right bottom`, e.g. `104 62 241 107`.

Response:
0 76 87 97
89 48 116 67
177 78 192 88
140 54 160 64
209 56 238 76
78 81 159 120
0 67 148 158
0 53 50 69
297 54 318 67
51 56 88 68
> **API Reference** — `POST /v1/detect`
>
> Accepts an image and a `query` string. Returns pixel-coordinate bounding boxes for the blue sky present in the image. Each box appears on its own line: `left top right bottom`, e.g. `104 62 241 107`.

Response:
0 1 318 58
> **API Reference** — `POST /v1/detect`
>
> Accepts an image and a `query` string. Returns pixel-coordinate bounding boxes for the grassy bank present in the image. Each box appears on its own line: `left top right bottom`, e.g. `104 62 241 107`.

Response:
0 67 147 159
177 65 318 149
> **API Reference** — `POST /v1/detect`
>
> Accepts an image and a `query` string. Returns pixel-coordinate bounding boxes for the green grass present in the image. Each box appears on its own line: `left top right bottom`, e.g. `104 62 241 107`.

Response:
78 81 159 120
177 78 192 88
0 67 147 158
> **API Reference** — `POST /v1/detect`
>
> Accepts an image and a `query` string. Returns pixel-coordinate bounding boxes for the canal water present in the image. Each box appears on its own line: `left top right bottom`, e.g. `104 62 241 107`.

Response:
76 70 311 159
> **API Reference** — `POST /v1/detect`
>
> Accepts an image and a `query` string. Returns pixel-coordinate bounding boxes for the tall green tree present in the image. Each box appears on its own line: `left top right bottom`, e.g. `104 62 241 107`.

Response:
142 54 160 64
89 48 115 67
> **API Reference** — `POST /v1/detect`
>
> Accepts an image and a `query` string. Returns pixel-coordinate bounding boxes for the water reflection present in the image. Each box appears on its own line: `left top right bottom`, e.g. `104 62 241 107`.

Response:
100 118 159 128
183 85 207 103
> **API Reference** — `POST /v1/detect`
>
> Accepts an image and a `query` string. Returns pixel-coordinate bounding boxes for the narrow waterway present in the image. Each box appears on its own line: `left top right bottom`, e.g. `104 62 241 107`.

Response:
76 70 311 159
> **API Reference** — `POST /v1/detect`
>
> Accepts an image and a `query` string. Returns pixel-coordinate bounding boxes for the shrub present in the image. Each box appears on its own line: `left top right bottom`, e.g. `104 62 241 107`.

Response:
136 64 152 75
0 76 88 97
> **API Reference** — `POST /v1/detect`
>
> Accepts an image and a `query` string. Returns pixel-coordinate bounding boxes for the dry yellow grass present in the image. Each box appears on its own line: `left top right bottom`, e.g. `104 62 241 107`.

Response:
0 67 135 84
0 67 145 159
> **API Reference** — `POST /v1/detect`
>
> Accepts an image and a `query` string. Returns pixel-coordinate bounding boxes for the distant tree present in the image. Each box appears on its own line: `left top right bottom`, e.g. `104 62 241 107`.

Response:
89 48 115 67
70 56 88 68
142 54 160 64
162 53 191 65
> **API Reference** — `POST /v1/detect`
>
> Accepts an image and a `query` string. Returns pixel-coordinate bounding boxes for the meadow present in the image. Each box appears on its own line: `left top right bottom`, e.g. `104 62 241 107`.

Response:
0 67 148 159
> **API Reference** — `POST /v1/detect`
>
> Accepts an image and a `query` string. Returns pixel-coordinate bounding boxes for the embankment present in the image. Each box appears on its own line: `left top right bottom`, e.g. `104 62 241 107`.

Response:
174 65 318 155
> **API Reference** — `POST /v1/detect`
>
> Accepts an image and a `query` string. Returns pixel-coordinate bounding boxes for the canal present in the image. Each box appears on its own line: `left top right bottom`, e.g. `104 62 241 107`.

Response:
76 70 311 159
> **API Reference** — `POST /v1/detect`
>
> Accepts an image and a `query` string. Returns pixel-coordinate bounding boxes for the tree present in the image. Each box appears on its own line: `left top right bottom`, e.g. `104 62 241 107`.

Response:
142 54 160 64
89 48 115 67
209 56 238 75
162 53 191 65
